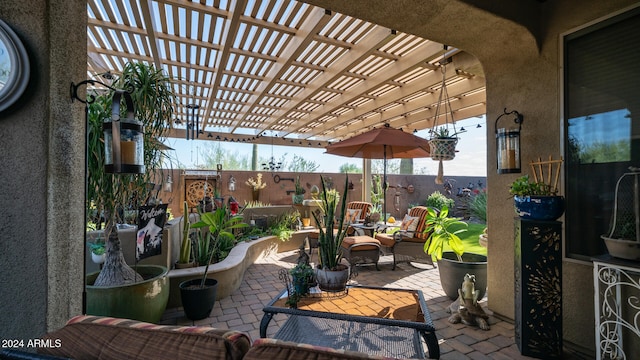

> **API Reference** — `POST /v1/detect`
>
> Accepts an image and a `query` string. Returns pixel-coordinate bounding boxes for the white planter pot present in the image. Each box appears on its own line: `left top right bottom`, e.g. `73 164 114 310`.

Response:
91 252 106 264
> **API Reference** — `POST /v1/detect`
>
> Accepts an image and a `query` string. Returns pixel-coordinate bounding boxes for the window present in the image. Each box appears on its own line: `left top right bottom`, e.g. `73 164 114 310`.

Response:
564 7 640 260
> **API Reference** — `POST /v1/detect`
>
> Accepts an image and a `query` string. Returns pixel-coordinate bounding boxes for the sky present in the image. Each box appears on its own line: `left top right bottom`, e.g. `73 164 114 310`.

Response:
163 116 488 176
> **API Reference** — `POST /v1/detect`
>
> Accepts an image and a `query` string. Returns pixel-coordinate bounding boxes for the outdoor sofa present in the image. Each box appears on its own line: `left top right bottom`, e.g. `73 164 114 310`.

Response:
0 315 404 360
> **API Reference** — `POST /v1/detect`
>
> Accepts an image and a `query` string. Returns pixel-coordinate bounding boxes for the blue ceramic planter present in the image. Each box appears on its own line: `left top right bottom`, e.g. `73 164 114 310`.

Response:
514 195 565 221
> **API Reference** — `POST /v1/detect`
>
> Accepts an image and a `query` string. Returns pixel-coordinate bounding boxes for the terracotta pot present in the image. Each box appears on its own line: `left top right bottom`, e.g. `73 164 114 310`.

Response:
301 218 311 227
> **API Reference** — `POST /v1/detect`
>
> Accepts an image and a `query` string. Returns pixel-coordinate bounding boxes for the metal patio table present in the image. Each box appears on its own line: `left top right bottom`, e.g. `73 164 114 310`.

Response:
260 285 440 359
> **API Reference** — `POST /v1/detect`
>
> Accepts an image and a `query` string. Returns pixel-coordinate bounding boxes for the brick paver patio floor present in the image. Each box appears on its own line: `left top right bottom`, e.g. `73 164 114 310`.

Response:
161 250 582 359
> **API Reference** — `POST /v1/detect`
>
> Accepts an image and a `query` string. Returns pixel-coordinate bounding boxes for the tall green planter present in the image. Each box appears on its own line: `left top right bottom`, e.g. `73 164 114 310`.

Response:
86 265 169 323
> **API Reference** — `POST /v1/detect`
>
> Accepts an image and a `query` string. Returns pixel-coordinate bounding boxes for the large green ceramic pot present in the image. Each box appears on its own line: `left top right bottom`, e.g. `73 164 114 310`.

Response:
86 265 169 323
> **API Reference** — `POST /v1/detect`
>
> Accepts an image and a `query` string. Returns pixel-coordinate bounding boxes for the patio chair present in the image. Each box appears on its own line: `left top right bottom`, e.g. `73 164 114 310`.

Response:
344 201 373 236
375 206 435 270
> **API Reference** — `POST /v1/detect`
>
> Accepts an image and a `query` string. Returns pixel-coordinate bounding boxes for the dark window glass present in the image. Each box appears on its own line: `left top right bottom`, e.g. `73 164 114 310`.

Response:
564 8 640 260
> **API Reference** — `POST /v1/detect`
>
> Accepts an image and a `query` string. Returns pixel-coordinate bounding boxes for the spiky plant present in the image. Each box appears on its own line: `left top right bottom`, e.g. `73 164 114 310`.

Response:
312 176 349 270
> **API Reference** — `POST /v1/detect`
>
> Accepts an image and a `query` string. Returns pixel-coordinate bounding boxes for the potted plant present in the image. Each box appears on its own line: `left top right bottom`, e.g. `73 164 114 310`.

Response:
286 262 315 308
84 62 174 323
312 176 350 292
423 206 487 300
88 238 106 264
179 206 247 320
292 175 305 205
428 127 460 161
175 201 195 269
509 175 564 221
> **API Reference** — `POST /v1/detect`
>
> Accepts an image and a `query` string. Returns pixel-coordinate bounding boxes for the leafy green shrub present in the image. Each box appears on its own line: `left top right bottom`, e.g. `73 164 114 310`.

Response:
426 191 455 211
269 210 300 241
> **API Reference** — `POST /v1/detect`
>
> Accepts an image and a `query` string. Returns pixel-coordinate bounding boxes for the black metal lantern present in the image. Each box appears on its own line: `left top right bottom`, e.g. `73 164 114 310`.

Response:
495 108 523 174
103 91 144 173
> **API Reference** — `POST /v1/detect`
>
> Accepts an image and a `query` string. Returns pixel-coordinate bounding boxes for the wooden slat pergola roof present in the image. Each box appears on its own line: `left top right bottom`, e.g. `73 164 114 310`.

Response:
87 0 486 148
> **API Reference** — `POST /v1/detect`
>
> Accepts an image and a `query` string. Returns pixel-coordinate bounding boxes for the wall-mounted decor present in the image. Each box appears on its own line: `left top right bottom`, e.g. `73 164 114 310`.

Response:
0 19 30 113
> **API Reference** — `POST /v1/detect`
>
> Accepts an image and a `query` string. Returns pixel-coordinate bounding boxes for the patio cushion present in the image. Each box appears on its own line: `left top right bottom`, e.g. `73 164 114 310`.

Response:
374 233 396 248
39 315 251 360
246 338 398 360
342 236 380 251
399 214 419 235
346 201 372 220
345 208 362 224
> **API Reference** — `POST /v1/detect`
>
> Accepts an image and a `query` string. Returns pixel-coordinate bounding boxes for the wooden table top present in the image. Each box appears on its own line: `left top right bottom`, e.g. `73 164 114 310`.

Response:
272 287 425 323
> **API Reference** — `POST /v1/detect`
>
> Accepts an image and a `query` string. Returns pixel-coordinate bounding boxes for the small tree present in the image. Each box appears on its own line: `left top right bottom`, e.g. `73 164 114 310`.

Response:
89 62 175 287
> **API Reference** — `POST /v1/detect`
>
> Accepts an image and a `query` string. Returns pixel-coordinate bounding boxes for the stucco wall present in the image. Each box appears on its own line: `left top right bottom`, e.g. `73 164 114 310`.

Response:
0 0 86 339
305 0 639 354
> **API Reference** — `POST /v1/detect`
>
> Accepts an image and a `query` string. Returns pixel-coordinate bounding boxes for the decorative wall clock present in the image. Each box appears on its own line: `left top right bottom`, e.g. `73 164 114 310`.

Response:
0 19 30 113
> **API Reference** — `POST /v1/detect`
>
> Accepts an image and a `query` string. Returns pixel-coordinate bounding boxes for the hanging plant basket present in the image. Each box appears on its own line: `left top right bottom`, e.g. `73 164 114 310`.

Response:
429 137 458 161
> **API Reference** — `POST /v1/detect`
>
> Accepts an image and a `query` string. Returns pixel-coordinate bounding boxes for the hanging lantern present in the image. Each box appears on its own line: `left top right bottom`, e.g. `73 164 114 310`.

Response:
495 108 523 174
103 91 144 174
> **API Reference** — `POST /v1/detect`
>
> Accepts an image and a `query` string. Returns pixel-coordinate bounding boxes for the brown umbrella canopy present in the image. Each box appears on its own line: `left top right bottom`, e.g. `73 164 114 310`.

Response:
325 125 431 218
325 126 431 159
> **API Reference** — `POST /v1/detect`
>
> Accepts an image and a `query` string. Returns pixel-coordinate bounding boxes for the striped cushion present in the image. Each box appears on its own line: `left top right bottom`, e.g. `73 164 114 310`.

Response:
246 338 398 360
347 201 372 220
408 206 430 239
40 315 251 360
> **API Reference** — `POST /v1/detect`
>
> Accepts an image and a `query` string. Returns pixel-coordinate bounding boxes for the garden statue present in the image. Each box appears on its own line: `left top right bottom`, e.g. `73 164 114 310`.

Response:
447 273 490 330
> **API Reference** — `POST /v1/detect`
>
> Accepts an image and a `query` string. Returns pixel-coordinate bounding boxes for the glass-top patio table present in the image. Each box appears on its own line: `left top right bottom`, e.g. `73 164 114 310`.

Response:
260 285 440 359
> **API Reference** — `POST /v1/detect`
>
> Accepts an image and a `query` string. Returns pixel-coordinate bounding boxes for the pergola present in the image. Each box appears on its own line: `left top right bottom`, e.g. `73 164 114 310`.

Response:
87 0 486 149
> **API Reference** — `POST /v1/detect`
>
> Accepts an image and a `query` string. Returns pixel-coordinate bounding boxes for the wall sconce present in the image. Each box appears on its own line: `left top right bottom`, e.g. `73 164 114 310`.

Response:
70 80 144 174
495 108 523 174
103 91 144 173
228 175 236 192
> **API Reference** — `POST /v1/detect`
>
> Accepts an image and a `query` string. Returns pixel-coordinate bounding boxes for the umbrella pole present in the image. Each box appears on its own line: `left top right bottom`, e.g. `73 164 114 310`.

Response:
383 145 387 222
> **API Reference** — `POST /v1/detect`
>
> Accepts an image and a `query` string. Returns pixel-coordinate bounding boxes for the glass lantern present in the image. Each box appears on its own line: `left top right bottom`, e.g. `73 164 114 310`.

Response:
103 91 144 174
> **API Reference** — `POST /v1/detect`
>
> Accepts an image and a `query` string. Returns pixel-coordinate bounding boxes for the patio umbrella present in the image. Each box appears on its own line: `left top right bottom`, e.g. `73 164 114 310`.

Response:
325 124 431 219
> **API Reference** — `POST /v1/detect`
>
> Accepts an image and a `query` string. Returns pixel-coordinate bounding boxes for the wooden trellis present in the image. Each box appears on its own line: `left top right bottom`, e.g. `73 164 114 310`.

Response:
529 156 563 194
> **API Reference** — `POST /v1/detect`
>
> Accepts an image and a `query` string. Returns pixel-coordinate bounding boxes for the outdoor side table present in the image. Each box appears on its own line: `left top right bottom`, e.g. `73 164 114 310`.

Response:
260 285 440 359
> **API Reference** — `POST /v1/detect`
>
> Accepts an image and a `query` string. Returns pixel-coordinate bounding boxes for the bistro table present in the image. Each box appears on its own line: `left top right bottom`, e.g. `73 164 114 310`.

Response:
260 284 440 359
350 222 400 237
